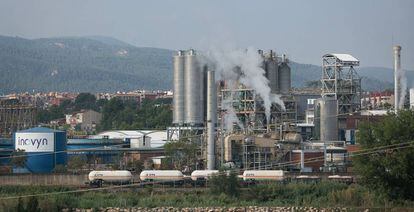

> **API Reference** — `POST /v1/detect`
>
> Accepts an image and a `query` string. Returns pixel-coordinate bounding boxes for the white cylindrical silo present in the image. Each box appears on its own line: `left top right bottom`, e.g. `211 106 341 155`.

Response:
320 96 338 142
278 58 291 94
410 88 414 109
184 49 203 125
266 52 279 94
173 50 185 125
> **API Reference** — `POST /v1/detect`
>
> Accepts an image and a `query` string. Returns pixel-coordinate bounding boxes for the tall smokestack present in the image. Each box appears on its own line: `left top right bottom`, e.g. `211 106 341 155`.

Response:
394 45 402 111
206 70 217 170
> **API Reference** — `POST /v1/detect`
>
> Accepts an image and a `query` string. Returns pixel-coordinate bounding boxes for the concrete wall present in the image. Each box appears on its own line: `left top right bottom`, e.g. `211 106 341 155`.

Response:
0 174 88 186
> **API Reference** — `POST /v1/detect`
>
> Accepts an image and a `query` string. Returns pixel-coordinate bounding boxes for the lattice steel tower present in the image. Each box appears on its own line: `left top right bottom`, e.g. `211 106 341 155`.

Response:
321 54 361 115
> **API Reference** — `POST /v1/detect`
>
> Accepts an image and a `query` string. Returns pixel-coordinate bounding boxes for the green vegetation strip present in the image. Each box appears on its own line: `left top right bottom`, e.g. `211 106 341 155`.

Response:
1 182 413 211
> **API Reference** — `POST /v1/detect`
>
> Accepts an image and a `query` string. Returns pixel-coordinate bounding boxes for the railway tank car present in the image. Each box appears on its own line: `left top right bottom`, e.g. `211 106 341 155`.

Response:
88 170 133 187
190 170 219 181
140 170 184 185
242 170 284 183
191 170 219 185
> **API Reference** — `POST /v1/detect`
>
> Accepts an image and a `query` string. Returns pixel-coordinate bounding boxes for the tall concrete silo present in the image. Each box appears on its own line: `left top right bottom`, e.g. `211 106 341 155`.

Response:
184 49 203 125
319 96 338 142
278 55 291 94
172 50 185 125
266 51 279 94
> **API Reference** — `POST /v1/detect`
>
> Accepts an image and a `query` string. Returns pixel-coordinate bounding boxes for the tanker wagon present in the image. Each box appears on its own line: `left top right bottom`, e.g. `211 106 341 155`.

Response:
242 170 285 185
88 170 133 187
190 170 219 186
140 170 184 186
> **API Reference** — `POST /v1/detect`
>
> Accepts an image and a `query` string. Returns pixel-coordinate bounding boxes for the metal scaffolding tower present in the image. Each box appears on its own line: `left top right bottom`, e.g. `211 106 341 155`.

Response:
219 86 297 134
0 99 36 137
321 54 361 115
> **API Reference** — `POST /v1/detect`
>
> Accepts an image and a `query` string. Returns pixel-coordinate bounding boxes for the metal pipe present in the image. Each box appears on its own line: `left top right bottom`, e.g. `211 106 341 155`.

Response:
300 150 304 171
394 45 402 111
206 70 217 170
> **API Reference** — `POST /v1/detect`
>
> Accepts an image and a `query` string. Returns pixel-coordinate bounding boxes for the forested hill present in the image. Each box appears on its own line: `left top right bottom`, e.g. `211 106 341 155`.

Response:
0 35 173 93
0 35 412 93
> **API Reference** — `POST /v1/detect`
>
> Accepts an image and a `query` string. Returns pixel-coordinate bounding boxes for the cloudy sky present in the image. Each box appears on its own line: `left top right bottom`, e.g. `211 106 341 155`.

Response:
0 0 413 69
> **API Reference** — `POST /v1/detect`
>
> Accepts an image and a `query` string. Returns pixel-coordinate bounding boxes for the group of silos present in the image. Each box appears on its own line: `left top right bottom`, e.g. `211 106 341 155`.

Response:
173 49 209 126
172 49 293 126
172 49 217 169
259 50 291 94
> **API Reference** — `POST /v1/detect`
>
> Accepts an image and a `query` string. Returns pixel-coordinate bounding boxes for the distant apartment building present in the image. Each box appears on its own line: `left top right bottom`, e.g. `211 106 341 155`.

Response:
113 93 141 105
361 91 394 109
65 109 102 132
109 91 173 108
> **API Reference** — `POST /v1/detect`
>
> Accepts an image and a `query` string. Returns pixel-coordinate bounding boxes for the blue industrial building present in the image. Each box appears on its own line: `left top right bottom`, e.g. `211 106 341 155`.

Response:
13 127 67 173
67 138 128 164
0 129 165 174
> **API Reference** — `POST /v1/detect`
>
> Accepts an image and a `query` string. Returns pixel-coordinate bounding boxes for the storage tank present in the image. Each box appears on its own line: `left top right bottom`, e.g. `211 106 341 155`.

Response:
266 55 279 94
242 170 284 181
88 170 133 184
140 170 184 182
173 50 185 125
283 132 302 143
191 170 219 181
184 49 203 124
319 96 338 141
14 127 66 173
278 60 291 94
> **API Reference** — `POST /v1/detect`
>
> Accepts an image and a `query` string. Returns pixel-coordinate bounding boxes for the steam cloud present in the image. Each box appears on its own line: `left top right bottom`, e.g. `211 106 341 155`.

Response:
201 47 285 131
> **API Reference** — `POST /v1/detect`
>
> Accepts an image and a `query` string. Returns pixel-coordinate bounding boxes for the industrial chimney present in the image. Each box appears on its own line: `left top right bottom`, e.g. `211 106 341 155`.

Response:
394 45 402 111
206 69 217 170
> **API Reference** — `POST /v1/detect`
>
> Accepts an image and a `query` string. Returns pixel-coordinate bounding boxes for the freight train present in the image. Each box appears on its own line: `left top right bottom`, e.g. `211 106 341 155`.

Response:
88 170 354 187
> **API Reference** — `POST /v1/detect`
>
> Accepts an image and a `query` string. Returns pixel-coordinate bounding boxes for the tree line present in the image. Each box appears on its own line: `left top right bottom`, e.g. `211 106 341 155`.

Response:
36 92 172 131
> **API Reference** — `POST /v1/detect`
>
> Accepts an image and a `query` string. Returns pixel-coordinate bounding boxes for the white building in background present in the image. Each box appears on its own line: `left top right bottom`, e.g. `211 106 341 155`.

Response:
410 88 414 109
89 130 177 148
65 109 102 132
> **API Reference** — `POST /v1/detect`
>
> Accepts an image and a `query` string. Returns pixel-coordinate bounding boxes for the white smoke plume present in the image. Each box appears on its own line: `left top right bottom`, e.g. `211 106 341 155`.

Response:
202 47 285 124
221 98 245 132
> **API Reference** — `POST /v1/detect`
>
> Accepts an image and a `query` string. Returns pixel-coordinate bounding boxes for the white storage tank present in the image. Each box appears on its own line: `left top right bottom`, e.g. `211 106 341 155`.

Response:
140 170 184 182
88 170 133 184
242 170 284 181
191 170 219 181
319 96 338 142
173 50 186 125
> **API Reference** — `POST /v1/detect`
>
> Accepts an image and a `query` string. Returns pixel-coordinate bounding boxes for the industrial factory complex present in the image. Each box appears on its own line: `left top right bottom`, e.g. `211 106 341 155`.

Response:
167 46 411 173
0 45 412 177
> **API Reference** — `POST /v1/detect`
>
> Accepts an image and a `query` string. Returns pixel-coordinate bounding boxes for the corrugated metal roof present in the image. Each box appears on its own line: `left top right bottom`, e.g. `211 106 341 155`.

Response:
17 127 64 133
325 54 359 63
89 130 177 148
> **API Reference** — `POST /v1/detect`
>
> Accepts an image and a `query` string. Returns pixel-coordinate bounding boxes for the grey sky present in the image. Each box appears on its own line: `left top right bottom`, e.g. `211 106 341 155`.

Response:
0 0 413 69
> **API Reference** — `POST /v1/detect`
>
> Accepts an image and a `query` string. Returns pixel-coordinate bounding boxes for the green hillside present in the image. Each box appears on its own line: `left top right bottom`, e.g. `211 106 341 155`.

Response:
0 35 411 93
0 35 173 93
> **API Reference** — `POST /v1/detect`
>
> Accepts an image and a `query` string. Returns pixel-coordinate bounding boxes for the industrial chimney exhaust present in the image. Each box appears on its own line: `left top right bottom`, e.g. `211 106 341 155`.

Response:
394 45 402 111
206 70 217 170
